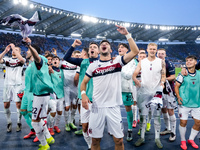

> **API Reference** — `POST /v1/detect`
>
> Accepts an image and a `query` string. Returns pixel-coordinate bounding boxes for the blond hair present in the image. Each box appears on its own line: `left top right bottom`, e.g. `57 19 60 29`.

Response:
147 43 157 49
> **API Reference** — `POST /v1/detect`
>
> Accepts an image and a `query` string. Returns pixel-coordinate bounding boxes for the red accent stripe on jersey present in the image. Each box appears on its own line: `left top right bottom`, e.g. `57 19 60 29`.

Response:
154 91 162 98
92 63 122 77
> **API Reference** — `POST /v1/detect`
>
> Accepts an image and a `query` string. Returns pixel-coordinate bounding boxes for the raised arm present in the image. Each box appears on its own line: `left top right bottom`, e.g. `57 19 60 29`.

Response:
10 43 25 64
25 38 41 63
0 45 11 64
63 39 83 66
116 25 139 64
80 75 91 110
132 61 142 87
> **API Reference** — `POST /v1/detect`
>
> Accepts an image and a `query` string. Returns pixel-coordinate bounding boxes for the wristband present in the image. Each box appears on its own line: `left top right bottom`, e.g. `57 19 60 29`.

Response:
125 33 132 40
81 90 86 95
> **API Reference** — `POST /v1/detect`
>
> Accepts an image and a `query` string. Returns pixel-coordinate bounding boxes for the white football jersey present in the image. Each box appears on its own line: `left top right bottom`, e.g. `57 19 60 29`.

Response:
141 57 162 93
61 60 79 89
3 57 25 86
86 56 125 107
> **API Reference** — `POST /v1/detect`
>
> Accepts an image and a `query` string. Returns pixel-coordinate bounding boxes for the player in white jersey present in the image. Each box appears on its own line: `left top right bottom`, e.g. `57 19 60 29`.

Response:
0 43 25 132
61 50 81 131
81 25 139 150
133 43 166 148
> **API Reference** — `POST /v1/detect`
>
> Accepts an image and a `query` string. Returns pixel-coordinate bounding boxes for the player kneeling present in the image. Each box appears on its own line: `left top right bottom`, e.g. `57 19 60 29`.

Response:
175 55 200 150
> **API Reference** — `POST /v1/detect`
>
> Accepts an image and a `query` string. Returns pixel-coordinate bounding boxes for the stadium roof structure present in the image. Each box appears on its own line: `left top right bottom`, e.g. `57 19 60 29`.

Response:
1 0 200 42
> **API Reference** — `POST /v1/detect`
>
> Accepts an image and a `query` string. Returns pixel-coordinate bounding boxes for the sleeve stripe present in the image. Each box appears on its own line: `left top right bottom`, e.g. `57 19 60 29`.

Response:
85 73 92 78
121 56 127 65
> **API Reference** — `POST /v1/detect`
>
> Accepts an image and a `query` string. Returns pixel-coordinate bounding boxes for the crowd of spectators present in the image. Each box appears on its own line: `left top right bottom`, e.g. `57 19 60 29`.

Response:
0 32 199 66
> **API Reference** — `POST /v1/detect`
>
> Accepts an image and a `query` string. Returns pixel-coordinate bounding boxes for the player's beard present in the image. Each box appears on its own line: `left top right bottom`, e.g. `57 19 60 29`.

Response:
101 51 109 57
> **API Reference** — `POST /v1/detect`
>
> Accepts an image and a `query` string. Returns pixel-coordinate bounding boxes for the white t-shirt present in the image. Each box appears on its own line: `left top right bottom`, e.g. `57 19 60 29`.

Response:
3 57 25 86
141 57 162 93
86 56 125 107
61 60 79 89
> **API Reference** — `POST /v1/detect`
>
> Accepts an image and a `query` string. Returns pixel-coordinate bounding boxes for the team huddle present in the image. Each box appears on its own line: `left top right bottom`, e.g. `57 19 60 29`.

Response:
0 25 200 150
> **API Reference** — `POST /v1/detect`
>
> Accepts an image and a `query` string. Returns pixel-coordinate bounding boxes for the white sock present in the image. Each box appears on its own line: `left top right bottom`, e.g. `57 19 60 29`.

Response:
163 113 170 130
32 121 47 146
71 108 76 123
137 108 140 121
189 128 199 140
49 115 55 128
179 125 186 141
169 114 176 134
132 105 137 121
54 114 62 126
83 131 92 149
4 108 11 124
140 115 146 139
40 119 51 139
16 108 22 123
154 116 161 139
64 111 69 124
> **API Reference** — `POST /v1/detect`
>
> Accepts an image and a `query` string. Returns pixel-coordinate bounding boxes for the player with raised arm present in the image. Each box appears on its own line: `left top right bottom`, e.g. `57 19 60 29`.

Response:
61 50 83 131
63 40 99 149
81 25 139 150
133 43 166 148
175 55 200 150
0 43 25 132
24 38 55 150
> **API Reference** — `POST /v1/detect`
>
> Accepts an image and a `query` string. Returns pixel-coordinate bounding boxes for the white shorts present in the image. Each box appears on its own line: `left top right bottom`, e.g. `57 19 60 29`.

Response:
81 102 92 123
162 94 177 109
178 105 200 120
77 98 81 105
32 95 49 120
49 98 64 112
64 87 77 106
137 88 154 116
3 85 23 102
88 106 124 139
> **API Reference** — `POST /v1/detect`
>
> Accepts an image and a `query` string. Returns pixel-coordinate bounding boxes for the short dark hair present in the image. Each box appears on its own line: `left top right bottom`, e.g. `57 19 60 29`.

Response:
82 47 89 54
73 50 81 55
31 44 41 54
139 48 145 51
45 53 54 58
89 42 99 47
100 40 110 45
53 55 60 60
185 55 197 61
118 43 129 50
139 52 146 55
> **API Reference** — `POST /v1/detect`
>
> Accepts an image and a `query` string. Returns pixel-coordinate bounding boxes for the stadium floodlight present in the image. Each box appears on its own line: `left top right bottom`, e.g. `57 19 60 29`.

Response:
45 7 48 12
159 38 168 41
145 25 151 30
41 6 44 11
106 20 110 25
30 4 34 9
49 8 52 13
124 23 130 28
96 35 106 39
90 17 98 23
71 33 81 37
13 0 19 4
160 26 167 30
198 27 200 30
82 15 90 22
53 9 56 14
21 0 28 6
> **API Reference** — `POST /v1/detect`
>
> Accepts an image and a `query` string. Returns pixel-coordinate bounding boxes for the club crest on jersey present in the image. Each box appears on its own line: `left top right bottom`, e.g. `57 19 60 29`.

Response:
179 113 182 118
192 81 195 84
88 128 92 134
59 76 61 78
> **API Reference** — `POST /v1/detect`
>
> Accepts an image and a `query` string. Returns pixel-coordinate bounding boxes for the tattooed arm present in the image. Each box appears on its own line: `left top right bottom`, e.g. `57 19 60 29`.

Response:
160 60 166 88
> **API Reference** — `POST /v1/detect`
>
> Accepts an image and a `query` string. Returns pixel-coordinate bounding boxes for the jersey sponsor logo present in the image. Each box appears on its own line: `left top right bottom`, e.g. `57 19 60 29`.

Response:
61 64 77 70
92 63 122 77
